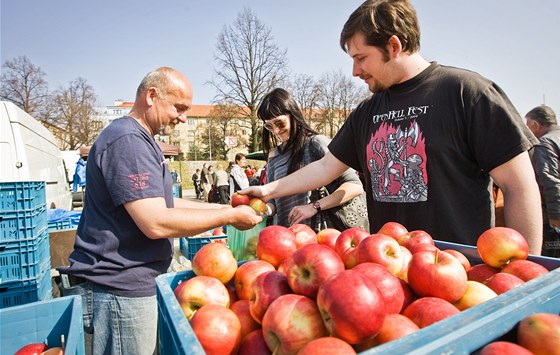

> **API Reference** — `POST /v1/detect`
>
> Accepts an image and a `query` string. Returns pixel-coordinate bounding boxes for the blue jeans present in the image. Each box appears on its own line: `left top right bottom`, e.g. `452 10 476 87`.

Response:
61 281 157 355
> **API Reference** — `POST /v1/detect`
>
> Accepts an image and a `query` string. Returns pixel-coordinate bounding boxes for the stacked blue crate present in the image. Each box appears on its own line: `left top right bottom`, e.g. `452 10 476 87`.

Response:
0 181 52 308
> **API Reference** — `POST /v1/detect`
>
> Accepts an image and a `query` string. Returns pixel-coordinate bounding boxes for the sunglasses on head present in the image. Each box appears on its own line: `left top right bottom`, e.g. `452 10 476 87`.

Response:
263 116 289 131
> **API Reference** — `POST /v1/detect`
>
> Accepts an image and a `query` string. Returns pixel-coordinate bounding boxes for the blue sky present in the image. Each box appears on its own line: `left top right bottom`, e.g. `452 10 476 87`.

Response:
2 0 559 117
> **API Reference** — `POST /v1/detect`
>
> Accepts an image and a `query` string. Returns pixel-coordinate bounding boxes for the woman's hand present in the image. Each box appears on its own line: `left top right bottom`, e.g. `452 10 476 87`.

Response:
289 204 318 225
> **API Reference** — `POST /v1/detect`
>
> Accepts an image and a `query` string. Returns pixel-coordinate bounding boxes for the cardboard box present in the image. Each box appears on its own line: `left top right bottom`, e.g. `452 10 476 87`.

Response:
49 228 77 268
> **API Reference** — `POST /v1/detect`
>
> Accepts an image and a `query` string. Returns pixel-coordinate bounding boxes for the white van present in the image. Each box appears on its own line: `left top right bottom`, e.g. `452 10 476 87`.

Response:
0 100 72 210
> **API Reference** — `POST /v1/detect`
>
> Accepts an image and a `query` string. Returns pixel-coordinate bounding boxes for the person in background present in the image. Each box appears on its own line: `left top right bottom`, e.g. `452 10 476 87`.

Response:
192 168 202 199
206 165 217 203
526 105 560 257
257 88 366 231
229 153 249 196
241 0 542 254
214 164 230 204
200 162 212 202
170 169 181 183
57 67 262 355
73 156 87 193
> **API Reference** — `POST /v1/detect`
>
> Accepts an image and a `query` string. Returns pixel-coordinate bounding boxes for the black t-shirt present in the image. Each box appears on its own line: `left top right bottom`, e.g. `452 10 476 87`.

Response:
61 116 174 297
329 62 537 246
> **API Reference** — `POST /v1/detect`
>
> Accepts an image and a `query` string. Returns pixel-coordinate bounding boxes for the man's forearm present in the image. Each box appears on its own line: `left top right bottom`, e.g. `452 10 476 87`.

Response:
503 190 543 255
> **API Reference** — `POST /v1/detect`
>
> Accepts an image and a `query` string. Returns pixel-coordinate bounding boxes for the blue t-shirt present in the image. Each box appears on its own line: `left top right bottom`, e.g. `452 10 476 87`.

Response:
60 116 174 297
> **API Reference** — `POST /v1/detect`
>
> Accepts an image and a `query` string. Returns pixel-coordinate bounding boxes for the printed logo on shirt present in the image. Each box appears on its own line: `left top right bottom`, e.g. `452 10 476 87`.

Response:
129 173 150 191
366 120 428 203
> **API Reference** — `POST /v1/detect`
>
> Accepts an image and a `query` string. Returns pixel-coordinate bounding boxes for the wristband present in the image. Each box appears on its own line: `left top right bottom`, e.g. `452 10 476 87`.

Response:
312 201 322 212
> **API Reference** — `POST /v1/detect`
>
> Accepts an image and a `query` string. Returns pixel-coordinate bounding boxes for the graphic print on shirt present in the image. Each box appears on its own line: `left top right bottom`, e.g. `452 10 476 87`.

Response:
129 173 151 191
367 120 427 203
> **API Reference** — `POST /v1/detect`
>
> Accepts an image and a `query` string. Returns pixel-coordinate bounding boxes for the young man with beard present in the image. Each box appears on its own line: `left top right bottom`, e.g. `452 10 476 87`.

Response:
241 0 542 255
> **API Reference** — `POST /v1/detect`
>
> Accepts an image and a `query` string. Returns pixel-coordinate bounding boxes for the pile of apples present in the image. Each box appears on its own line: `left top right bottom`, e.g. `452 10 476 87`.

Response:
172 222 557 354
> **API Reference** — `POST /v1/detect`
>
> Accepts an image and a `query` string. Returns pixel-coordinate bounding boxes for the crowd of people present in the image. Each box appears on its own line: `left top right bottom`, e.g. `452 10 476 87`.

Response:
190 155 266 204
56 1 558 354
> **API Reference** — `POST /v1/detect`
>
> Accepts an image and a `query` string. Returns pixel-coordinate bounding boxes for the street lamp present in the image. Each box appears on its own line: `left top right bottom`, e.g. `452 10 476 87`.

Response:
208 120 212 160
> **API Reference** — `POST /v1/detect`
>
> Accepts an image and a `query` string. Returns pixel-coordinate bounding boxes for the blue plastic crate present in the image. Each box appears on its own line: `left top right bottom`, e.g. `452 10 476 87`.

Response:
0 204 47 242
0 295 85 355
179 234 228 260
156 241 560 355
0 231 51 284
0 267 52 309
156 269 206 355
48 218 73 232
0 181 46 212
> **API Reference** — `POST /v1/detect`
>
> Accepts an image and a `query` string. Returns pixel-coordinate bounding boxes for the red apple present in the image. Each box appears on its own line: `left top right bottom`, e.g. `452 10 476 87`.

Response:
316 269 386 344
402 297 460 328
400 278 416 311
174 275 230 320
249 270 292 324
407 250 468 303
212 227 225 236
262 294 328 354
467 263 501 283
334 227 371 269
288 223 318 248
479 341 533 355
316 228 341 250
256 225 297 268
225 279 239 304
517 313 560 355
353 262 406 314
398 245 413 282
297 337 357 355
453 280 497 311
483 272 525 295
356 234 405 276
14 343 48 355
238 330 271 355
408 242 439 254
190 304 242 355
234 259 276 301
249 197 267 213
501 259 549 282
443 249 471 272
230 300 261 341
283 243 345 299
398 230 434 251
231 192 251 207
476 227 529 268
373 313 420 345
191 242 238 284
377 221 408 241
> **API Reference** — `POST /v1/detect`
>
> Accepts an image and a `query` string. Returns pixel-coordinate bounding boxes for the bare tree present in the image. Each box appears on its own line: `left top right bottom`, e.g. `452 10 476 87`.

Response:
47 77 101 150
0 55 49 116
206 102 250 160
209 7 289 152
316 69 369 137
289 73 321 123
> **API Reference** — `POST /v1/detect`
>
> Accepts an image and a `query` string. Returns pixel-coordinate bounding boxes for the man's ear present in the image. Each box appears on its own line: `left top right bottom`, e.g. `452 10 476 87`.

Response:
387 35 403 58
146 87 158 106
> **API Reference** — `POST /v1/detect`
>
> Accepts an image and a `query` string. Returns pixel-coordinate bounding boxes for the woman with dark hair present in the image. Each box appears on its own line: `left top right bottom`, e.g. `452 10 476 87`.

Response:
258 88 368 231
